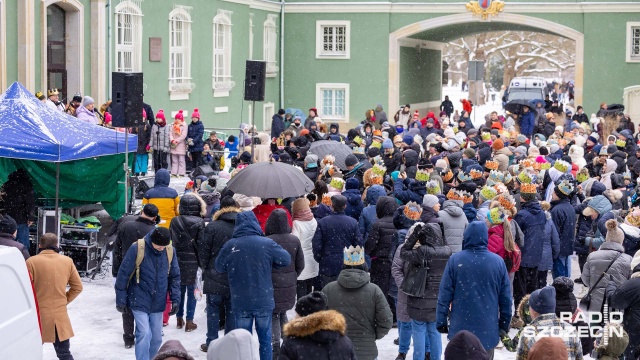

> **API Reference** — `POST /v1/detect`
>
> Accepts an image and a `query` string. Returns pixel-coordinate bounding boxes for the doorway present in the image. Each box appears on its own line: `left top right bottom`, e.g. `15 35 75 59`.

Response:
47 4 67 99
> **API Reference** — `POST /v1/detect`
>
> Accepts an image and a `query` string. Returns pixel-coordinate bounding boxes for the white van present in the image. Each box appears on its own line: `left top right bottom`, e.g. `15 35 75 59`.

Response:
0 246 43 360
506 76 546 102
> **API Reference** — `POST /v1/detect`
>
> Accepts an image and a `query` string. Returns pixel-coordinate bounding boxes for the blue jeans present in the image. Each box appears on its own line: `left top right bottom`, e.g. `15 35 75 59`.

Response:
16 223 30 250
411 320 441 360
398 320 412 354
235 310 272 360
132 310 163 360
176 284 196 320
206 294 235 345
552 256 571 279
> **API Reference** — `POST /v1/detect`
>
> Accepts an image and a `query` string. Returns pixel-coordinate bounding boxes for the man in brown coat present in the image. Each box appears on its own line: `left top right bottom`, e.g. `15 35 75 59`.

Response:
26 233 83 360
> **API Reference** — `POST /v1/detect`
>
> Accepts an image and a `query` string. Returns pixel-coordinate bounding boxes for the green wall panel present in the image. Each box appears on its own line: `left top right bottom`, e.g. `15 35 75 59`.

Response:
4 0 18 85
399 47 440 106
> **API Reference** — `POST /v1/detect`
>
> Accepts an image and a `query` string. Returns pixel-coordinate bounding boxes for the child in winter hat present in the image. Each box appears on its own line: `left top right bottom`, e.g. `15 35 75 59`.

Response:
192 108 200 119
605 219 624 244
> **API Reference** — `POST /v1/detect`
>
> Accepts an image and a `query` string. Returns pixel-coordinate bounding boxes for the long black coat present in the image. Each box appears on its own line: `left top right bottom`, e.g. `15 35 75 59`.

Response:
198 208 239 295
170 214 205 285
266 210 305 313
132 122 152 155
112 217 157 276
365 196 399 259
400 223 451 323
609 276 640 359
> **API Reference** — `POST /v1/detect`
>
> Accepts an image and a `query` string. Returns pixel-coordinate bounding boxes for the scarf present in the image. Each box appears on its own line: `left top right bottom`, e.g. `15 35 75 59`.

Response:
156 119 166 127
293 208 314 222
172 121 182 136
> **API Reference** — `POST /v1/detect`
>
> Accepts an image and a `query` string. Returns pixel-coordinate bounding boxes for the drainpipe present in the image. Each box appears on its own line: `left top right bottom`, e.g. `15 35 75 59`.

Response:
107 0 112 99
279 0 284 108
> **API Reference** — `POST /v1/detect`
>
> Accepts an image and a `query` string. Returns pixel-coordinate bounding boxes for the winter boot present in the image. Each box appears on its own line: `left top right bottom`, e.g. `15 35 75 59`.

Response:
200 344 208 353
176 317 184 329
395 353 406 360
425 353 431 360
185 320 197 332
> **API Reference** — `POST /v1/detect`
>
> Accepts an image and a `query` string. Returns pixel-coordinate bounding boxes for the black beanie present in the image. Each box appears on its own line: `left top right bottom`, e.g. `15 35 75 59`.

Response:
345 154 358 167
367 147 380 158
0 214 17 235
539 146 549 156
239 151 252 164
150 227 171 246
295 291 328 317
220 196 238 209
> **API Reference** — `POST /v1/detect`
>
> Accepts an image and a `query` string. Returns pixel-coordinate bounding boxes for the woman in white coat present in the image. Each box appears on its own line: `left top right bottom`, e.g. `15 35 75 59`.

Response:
291 197 319 299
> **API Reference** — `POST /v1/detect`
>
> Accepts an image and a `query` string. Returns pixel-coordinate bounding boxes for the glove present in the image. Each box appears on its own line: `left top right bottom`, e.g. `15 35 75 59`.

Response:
500 329 517 352
116 304 126 313
168 302 179 316
406 224 423 247
437 324 448 334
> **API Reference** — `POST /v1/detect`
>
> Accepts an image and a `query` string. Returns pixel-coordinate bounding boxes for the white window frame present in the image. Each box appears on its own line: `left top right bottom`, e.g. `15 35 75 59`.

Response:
316 83 349 122
212 10 234 96
168 7 194 100
627 22 640 63
263 14 278 77
249 13 254 60
263 102 275 131
316 20 350 60
115 1 143 73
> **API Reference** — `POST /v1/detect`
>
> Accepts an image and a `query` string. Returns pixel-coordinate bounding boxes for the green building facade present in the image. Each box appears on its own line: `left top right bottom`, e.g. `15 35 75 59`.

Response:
3 0 640 130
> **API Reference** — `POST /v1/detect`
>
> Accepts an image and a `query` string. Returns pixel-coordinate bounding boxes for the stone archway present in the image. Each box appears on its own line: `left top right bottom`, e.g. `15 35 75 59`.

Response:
40 0 84 98
388 13 584 110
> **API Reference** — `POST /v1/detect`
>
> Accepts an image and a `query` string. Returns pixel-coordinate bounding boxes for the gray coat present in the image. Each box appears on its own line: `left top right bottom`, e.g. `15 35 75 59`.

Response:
150 123 171 152
323 269 393 360
581 242 632 313
391 246 410 322
438 200 468 253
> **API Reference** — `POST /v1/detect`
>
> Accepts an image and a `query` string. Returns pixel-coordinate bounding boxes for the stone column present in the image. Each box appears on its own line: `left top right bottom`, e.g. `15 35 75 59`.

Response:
18 0 35 91
91 0 107 104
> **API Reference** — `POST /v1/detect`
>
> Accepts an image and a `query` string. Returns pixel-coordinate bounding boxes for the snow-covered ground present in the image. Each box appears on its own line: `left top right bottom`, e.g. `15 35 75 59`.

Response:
441 85 504 129
43 253 594 360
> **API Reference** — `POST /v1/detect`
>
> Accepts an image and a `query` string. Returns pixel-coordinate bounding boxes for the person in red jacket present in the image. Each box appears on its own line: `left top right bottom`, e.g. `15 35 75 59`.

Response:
461 99 473 115
486 207 521 277
252 198 293 232
420 111 441 130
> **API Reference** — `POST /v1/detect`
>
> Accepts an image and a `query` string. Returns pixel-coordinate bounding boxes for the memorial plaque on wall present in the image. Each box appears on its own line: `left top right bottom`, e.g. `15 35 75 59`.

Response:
149 37 162 62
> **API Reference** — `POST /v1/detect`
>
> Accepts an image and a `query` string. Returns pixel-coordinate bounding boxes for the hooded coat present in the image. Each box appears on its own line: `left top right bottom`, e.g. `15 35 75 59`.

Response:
271 114 285 139
359 185 386 241
539 211 561 272
365 196 399 260
265 210 305 313
111 216 157 277
280 310 357 360
252 204 293 233
438 200 468 253
403 150 419 179
215 211 291 312
551 197 577 257
322 269 393 360
292 216 319 281
343 188 364 221
312 210 363 277
463 203 478 223
169 193 206 285
400 223 452 322
581 241 632 313
199 207 240 295
115 233 181 314
514 200 548 268
436 221 512 351
142 169 180 228
207 329 258 360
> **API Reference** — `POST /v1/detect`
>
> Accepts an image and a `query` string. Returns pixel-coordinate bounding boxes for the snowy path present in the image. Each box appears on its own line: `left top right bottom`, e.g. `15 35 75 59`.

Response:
43 255 593 360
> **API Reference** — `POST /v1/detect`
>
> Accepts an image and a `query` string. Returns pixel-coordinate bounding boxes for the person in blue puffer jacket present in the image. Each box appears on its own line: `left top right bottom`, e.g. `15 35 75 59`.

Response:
115 227 181 360
359 185 387 241
394 177 427 205
520 106 536 138
343 178 364 221
582 195 614 252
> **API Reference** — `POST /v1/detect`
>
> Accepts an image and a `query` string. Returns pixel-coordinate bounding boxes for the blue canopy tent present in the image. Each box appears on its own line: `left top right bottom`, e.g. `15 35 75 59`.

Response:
0 82 137 220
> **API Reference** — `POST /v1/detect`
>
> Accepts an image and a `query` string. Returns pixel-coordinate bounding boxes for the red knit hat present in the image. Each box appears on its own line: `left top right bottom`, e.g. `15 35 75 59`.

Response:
192 108 200 119
142 108 147 119
155 109 166 121
175 109 184 121
413 110 419 120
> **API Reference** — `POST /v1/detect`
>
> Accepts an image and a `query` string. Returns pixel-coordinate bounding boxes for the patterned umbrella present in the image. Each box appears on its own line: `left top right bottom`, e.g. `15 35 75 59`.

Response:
225 160 314 199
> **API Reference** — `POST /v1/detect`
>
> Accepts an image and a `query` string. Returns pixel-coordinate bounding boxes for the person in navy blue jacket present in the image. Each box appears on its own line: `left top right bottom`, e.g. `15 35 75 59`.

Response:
358 185 386 241
343 178 364 221
393 177 427 205
312 195 363 289
115 227 181 360
436 221 512 357
550 180 577 278
187 109 205 167
215 211 291 360
520 106 536 138
513 188 547 310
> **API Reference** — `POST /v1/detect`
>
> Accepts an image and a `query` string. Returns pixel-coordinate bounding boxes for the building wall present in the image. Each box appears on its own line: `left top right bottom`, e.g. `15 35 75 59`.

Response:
399 47 440 106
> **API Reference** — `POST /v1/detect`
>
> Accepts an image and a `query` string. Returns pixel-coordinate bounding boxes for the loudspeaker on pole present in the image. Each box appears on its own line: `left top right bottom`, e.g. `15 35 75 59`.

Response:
111 72 144 128
244 61 266 102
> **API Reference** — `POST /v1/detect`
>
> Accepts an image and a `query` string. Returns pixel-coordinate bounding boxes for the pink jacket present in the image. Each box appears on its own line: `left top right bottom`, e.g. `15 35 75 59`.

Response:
170 121 188 155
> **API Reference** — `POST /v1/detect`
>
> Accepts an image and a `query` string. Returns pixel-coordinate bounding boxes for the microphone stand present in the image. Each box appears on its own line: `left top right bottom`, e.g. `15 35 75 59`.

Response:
155 129 161 172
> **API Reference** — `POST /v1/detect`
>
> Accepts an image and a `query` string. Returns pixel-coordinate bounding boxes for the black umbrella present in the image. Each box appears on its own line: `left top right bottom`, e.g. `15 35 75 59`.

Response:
225 160 314 199
309 140 353 170
504 100 533 114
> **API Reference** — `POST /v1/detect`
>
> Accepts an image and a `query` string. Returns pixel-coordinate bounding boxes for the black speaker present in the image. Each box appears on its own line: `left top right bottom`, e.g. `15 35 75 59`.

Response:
111 72 144 128
244 61 266 101
135 177 155 199
191 164 216 179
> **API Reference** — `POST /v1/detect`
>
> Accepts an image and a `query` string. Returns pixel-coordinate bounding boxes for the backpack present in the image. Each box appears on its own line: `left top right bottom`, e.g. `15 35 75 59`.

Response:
127 239 174 287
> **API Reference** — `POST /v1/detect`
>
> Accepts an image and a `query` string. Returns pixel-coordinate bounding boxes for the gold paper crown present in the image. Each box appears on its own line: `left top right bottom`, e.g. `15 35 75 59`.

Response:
540 162 551 170
343 245 365 266
322 155 335 166
404 201 423 220
457 171 472 183
481 133 491 140
370 174 383 185
441 170 454 182
47 88 59 96
487 170 504 186
521 183 538 194
370 141 382 149
372 163 387 176
426 180 441 195
517 171 533 184
480 186 498 201
416 169 430 182
503 172 513 184
446 189 464 202
496 194 516 212
616 139 627 148
485 160 499 171
321 194 332 206
576 168 590 183
493 183 509 195
329 177 345 191
34 91 45 100
353 136 363 146
554 159 570 173
470 169 483 179
460 190 473 204
520 158 535 169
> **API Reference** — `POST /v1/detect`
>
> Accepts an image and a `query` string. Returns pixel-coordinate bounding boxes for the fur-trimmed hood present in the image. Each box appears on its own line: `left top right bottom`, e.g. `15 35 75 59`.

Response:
283 310 346 338
517 294 532 325
212 206 241 221
179 192 207 217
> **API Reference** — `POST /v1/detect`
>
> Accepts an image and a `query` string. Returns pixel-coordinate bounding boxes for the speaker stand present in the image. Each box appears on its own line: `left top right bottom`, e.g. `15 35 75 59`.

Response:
250 100 256 161
124 130 130 215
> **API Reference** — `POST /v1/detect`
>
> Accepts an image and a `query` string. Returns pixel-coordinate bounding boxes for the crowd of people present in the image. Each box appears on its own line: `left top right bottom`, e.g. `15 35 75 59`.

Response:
7 89 640 360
